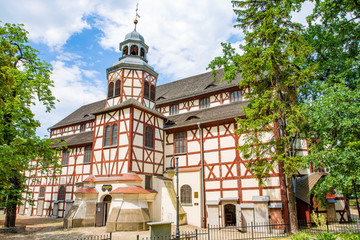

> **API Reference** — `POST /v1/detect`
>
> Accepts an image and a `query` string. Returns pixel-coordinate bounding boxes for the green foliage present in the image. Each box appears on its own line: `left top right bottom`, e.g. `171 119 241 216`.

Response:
209 0 313 181
316 232 337 240
291 232 312 240
311 211 327 230
0 22 61 215
337 233 360 240
300 0 360 201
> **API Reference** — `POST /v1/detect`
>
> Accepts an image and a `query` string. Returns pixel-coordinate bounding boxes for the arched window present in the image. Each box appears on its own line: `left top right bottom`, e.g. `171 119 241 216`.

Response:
145 126 154 149
108 82 114 98
104 125 111 146
58 185 65 201
140 48 145 57
150 85 156 101
170 104 179 115
175 132 186 154
144 82 150 99
230 90 241 102
200 97 209 109
111 124 118 146
115 80 121 96
39 186 45 198
122 46 129 56
180 185 192 204
130 45 139 55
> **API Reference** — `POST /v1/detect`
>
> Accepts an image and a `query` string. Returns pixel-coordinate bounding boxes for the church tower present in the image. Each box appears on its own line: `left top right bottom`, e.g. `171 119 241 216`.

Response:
105 19 158 109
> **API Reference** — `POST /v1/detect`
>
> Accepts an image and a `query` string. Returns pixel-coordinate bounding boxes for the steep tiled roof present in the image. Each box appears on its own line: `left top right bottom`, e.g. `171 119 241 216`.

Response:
110 186 157 194
50 99 106 129
53 131 94 147
165 101 248 129
156 69 241 105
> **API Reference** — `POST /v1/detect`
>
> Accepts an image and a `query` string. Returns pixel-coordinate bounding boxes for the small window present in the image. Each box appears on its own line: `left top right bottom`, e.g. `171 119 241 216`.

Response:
62 149 69 166
175 132 186 154
150 85 155 101
80 124 86 133
111 124 118 146
231 90 241 102
200 97 209 109
58 185 65 201
170 104 179 115
84 145 92 163
186 116 199 121
115 80 121 96
108 82 114 98
123 46 129 56
104 125 111 146
205 83 216 89
140 48 145 57
145 126 154 149
39 186 45 198
145 175 152 190
130 45 139 55
144 82 150 99
180 185 192 204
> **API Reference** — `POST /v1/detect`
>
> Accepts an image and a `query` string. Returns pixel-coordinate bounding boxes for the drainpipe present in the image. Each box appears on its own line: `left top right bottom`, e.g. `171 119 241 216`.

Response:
197 122 206 228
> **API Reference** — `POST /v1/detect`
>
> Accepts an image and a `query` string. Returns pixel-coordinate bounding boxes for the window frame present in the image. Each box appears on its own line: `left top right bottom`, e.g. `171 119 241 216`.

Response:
58 185 66 201
104 125 111 146
144 125 154 149
199 97 210 109
175 132 186 154
144 81 150 99
170 104 179 115
80 124 86 133
111 124 118 146
230 90 242 102
150 85 156 101
62 149 69 166
84 145 92 164
180 184 192 205
107 82 114 98
115 80 121 97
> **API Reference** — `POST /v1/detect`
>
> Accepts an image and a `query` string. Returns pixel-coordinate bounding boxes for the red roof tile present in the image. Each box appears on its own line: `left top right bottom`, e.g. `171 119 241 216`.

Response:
83 175 96 182
110 186 157 194
75 187 98 194
93 173 142 182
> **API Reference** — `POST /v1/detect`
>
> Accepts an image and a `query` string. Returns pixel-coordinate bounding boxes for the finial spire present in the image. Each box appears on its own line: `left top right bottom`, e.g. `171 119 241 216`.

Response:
134 3 140 31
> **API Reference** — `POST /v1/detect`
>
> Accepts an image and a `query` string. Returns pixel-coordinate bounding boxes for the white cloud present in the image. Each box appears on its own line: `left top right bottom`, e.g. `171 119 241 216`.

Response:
32 59 105 137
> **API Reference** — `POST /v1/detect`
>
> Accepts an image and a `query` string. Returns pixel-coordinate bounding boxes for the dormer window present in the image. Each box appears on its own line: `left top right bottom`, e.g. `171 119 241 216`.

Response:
122 46 129 56
130 45 138 55
205 83 216 89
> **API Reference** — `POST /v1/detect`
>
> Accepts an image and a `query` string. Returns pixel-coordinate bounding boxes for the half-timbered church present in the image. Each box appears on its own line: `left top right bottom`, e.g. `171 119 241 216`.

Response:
20 20 349 231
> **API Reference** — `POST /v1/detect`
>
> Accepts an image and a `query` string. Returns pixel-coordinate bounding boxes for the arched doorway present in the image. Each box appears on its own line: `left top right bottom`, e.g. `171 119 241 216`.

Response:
103 195 112 225
95 195 112 227
224 204 236 226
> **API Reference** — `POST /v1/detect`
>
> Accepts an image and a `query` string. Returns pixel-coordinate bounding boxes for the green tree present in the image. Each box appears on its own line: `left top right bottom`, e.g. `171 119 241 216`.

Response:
0 22 61 227
300 0 360 204
209 0 313 232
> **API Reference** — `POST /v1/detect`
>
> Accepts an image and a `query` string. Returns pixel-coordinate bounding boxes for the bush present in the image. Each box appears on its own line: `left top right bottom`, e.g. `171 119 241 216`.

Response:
337 233 360 240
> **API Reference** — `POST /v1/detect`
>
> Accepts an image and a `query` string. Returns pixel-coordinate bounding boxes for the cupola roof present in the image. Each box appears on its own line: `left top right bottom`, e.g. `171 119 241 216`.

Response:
124 30 145 42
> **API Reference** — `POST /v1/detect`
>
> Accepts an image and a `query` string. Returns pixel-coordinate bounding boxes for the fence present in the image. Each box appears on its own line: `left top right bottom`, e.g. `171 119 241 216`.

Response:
137 222 290 240
299 219 360 234
76 232 112 240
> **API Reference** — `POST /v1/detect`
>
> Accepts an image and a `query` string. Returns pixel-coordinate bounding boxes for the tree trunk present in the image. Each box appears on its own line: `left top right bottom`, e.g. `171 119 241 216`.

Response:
287 176 298 233
4 203 17 227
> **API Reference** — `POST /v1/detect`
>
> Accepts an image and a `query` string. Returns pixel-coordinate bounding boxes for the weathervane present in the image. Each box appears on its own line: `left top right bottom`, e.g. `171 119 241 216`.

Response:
134 3 140 31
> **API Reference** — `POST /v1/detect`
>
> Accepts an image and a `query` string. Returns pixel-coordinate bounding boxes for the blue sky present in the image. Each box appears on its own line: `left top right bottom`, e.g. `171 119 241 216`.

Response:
0 0 312 137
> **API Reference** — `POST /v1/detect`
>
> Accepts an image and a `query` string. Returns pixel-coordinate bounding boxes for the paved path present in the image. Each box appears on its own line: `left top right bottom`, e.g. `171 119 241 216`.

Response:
0 214 200 240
